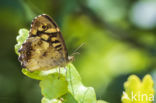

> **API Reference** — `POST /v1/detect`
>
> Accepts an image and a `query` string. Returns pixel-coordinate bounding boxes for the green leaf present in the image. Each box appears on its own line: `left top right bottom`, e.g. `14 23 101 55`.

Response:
23 63 97 103
41 97 62 103
15 28 29 55
22 69 46 80
41 93 77 103
62 93 77 103
40 74 68 99
66 64 96 103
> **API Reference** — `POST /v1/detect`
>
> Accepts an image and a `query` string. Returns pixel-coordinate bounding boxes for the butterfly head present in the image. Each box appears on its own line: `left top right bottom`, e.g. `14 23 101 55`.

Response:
68 56 74 62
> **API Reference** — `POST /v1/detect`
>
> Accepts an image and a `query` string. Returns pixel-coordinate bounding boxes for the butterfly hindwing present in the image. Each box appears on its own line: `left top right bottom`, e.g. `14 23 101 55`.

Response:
18 14 70 71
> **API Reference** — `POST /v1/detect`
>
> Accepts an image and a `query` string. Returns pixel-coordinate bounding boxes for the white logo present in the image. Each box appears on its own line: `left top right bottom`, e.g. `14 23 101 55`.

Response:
122 91 154 102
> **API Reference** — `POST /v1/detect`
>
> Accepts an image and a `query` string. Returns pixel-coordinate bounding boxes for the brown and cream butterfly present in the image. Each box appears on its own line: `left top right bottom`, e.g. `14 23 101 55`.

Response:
18 14 73 71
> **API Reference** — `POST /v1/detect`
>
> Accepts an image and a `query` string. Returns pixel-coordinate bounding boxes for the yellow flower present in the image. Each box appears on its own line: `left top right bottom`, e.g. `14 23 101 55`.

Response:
121 74 154 103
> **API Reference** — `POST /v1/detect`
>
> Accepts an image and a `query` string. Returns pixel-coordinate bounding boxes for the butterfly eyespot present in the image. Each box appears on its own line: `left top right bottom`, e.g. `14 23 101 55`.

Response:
42 25 48 30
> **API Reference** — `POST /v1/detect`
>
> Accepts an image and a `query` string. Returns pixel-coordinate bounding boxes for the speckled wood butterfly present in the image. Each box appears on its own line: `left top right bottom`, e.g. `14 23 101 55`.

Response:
18 14 73 71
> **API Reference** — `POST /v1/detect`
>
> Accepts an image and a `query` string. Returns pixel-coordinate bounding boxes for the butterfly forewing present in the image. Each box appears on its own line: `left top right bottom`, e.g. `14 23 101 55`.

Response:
18 14 70 71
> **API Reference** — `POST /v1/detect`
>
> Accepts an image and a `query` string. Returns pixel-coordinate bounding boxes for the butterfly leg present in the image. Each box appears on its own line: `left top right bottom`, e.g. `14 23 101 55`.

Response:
58 67 61 79
64 67 67 80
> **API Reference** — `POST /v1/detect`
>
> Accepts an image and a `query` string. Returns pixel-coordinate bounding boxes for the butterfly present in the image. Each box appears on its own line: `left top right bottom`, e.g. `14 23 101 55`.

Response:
18 14 73 71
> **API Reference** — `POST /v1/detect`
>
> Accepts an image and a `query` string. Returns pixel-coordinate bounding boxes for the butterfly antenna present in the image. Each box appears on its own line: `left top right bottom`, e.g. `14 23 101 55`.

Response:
71 42 86 56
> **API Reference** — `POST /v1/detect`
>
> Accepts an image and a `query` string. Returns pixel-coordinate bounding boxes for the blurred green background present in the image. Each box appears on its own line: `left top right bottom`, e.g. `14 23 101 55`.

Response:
0 0 156 103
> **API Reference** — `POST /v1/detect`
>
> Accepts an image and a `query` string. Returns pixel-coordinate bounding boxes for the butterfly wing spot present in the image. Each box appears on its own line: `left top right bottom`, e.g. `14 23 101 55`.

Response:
37 23 49 32
41 24 50 31
41 34 49 40
52 43 61 48
55 44 61 48
56 28 60 32
45 28 58 33
57 48 62 51
52 41 63 51
38 25 44 31
51 40 59 44
55 44 62 51
31 29 37 35
42 52 47 56
41 41 49 50
38 40 43 46
51 37 58 41
42 25 48 30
